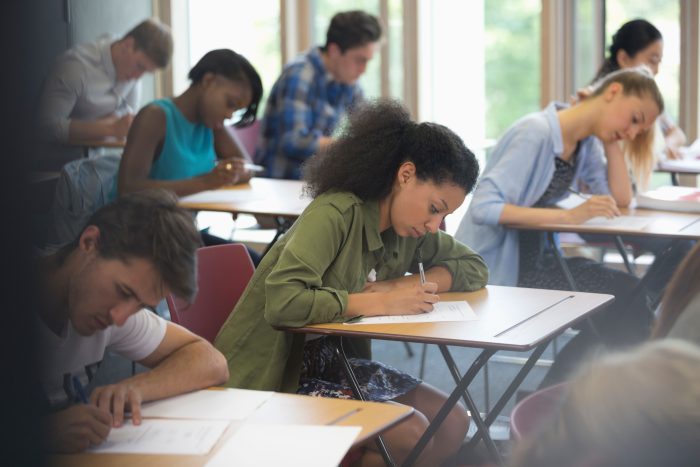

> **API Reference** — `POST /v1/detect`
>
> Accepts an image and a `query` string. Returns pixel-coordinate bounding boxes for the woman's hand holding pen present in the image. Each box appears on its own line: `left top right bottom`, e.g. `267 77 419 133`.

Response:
567 194 620 223
206 158 246 188
380 282 439 315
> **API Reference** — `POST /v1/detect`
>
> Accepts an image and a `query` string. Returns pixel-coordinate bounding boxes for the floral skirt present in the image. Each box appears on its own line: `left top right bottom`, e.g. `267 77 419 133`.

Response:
296 337 421 402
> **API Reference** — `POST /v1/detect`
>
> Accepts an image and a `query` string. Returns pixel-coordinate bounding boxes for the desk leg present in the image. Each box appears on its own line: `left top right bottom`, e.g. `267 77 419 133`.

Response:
549 232 578 291
467 342 548 447
613 235 636 276
549 233 602 339
333 337 396 467
436 347 502 465
402 348 498 466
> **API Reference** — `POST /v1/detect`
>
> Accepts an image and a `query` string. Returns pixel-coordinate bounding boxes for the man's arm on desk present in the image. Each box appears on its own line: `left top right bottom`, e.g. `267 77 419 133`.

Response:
89 321 229 427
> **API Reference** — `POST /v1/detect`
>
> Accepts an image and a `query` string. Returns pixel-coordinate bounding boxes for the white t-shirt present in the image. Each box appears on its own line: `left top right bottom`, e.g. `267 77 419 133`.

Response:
38 309 166 408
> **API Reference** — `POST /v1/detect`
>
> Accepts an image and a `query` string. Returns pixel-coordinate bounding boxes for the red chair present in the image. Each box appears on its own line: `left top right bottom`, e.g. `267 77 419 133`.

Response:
166 243 255 343
509 382 567 442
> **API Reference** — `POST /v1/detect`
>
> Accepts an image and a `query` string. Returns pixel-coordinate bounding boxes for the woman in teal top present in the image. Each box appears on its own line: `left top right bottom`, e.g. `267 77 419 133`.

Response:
117 49 263 259
215 100 489 466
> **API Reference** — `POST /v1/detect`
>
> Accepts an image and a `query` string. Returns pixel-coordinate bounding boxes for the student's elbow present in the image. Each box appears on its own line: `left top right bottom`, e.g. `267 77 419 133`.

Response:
209 346 230 385
470 201 503 226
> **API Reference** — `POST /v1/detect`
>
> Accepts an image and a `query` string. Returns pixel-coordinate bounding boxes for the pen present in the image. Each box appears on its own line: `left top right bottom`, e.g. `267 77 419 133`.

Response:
72 375 89 404
567 187 591 200
344 314 365 323
243 162 266 173
417 248 426 285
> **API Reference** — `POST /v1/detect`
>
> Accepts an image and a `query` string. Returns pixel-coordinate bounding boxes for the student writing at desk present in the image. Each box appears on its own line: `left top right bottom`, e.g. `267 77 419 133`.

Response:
37 190 229 453
215 100 488 466
456 68 663 388
258 10 381 179
37 18 172 169
575 19 695 299
117 49 263 261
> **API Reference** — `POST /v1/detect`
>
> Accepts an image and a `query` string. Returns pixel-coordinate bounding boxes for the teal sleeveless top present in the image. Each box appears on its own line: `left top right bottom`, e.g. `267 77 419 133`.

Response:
149 98 217 180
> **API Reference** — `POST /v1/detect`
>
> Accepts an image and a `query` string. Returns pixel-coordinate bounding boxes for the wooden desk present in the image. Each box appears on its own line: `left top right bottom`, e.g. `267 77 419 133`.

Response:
179 178 309 252
178 178 308 220
49 392 412 467
73 138 126 158
508 207 700 239
507 207 700 289
286 286 614 465
657 159 700 185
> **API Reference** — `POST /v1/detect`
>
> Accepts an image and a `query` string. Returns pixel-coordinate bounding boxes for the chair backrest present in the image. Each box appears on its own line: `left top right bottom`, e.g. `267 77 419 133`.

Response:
166 243 255 343
230 120 262 163
46 153 121 247
509 382 567 443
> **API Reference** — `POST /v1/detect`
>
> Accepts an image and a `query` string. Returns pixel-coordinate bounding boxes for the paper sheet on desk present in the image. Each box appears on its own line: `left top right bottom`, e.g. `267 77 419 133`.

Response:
678 138 700 159
180 190 263 204
582 216 648 230
89 419 228 455
344 300 477 325
206 424 361 467
140 388 273 420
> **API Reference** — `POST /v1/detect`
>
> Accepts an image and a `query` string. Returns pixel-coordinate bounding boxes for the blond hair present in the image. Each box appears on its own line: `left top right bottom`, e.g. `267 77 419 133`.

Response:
590 67 664 191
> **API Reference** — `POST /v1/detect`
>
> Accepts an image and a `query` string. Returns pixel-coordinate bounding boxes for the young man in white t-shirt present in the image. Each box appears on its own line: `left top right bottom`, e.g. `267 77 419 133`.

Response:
37 190 229 453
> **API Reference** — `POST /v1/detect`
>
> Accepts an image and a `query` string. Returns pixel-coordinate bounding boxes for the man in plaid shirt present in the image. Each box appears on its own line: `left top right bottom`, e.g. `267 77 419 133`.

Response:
257 10 382 179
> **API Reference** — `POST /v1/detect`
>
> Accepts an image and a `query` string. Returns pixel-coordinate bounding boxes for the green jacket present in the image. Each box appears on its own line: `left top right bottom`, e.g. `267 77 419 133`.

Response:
214 191 489 393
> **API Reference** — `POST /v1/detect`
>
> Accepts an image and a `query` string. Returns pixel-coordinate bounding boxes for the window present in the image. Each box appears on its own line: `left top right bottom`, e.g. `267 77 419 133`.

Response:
181 0 281 109
484 0 541 140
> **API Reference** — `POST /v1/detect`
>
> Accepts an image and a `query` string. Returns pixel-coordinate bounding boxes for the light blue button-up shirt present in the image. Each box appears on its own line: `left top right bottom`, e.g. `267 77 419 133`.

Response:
456 101 610 286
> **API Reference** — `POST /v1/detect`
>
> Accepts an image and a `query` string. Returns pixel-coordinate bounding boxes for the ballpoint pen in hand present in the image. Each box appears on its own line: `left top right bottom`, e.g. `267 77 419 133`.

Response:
72 375 89 404
567 187 591 200
417 248 426 285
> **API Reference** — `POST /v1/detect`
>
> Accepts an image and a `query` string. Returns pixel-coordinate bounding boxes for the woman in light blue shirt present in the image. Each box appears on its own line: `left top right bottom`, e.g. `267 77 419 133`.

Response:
457 68 664 386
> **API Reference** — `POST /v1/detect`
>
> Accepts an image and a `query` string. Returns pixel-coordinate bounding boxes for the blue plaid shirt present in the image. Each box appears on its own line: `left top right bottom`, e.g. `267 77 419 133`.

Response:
257 47 363 179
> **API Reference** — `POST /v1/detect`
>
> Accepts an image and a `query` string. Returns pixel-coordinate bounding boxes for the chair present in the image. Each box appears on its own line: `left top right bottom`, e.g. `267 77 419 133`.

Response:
45 153 121 247
230 120 262 162
166 243 255 343
509 382 567 442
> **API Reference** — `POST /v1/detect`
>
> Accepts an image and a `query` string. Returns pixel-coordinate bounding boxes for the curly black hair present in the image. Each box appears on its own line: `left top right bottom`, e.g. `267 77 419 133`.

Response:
303 99 479 200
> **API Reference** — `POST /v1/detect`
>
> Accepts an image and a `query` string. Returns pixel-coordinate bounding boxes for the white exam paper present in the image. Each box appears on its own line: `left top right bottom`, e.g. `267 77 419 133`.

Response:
206 424 361 467
344 300 477 325
89 419 229 455
140 388 273 421
582 215 648 230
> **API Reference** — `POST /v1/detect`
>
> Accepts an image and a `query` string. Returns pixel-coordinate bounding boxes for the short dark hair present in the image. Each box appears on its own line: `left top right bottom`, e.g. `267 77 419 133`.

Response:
322 10 382 53
303 99 479 200
188 49 263 128
58 190 202 301
593 19 662 82
124 18 173 69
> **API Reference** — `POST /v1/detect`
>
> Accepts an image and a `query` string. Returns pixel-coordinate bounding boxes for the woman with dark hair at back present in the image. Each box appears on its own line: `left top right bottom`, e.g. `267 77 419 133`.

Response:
215 99 489 466
117 49 263 259
589 19 685 164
